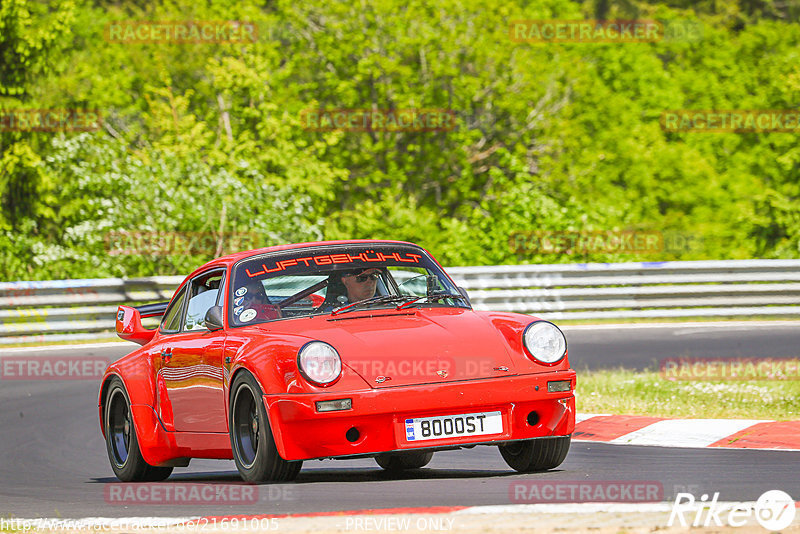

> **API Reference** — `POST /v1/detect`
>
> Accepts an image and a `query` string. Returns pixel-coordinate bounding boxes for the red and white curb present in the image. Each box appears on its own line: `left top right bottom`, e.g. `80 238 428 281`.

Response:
574 414 800 451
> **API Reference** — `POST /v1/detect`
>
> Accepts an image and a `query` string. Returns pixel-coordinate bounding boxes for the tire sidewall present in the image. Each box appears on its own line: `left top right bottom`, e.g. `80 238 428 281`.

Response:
229 372 272 482
376 450 434 470
499 436 571 472
104 377 145 481
499 440 536 471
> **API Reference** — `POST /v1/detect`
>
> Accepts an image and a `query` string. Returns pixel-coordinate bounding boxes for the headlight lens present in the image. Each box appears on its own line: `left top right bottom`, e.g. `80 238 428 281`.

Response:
298 341 342 385
523 321 567 364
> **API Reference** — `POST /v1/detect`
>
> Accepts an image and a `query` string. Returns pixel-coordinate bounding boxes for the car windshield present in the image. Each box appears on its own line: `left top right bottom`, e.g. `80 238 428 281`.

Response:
228 244 467 326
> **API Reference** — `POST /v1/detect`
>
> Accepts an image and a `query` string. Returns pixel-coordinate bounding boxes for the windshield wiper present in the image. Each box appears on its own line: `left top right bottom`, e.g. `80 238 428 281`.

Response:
331 295 417 316
395 293 468 310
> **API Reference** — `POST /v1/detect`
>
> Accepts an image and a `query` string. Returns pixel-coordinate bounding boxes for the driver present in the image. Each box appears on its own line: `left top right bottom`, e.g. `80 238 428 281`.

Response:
317 267 383 312
340 268 381 303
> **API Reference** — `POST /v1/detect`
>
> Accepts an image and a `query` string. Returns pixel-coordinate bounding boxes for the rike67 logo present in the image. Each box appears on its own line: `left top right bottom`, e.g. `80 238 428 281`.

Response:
668 490 796 531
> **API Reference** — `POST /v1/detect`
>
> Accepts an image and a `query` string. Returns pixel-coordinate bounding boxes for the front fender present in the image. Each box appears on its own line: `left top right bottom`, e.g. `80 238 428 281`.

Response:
225 330 371 397
226 332 370 459
475 311 573 373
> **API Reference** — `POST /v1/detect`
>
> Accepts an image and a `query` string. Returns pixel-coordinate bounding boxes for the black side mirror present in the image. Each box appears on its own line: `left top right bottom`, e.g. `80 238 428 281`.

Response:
204 306 224 331
457 286 471 306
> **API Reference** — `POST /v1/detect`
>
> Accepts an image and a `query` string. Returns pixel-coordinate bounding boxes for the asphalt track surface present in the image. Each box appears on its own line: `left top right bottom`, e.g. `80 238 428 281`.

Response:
564 321 800 371
1 322 798 519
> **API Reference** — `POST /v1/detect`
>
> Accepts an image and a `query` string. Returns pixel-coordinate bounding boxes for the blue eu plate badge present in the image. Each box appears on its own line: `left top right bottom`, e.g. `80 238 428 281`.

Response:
405 419 415 440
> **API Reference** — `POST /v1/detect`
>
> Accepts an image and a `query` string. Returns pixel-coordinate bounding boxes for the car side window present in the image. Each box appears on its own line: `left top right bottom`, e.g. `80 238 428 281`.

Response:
161 286 188 333
183 271 225 331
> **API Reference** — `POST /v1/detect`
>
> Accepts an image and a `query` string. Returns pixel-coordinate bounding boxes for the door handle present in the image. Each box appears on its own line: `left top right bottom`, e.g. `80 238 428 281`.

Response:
160 348 173 363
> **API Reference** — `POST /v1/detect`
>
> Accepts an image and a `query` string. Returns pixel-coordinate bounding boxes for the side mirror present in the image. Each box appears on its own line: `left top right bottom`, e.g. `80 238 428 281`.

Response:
457 286 471 306
204 306 224 331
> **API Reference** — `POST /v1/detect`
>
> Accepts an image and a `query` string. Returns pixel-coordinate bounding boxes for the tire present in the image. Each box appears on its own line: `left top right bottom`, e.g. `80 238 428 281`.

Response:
499 436 571 473
229 372 302 483
104 377 173 482
375 451 434 471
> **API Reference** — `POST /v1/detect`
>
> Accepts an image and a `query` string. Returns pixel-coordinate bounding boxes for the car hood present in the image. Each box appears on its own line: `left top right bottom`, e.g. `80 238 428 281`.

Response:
274 308 519 388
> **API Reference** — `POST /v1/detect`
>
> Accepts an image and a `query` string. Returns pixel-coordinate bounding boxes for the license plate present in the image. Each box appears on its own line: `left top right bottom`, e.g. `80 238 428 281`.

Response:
404 411 503 442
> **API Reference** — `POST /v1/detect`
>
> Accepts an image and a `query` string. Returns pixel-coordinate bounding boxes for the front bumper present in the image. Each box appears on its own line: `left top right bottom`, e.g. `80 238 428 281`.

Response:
264 371 576 461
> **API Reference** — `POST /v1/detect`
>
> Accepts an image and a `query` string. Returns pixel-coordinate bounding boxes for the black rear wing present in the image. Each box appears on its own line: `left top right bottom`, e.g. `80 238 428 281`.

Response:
133 301 170 318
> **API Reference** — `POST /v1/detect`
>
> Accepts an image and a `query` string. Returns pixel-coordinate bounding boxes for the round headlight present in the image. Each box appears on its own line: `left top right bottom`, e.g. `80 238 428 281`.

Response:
298 341 342 386
522 321 567 364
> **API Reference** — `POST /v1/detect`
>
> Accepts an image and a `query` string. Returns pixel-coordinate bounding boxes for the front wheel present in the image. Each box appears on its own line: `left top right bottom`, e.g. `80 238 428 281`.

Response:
499 436 570 472
229 372 302 483
375 451 434 471
104 377 173 482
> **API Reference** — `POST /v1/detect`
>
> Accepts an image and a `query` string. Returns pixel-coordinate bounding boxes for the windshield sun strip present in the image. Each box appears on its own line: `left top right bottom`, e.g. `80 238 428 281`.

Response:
228 245 462 326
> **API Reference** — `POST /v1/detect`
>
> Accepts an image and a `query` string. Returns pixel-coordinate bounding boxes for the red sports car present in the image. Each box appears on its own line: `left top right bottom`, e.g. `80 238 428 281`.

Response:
99 240 575 482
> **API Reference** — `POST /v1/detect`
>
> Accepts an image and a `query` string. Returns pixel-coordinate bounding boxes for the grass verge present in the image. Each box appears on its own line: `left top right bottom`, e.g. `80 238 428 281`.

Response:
576 368 800 420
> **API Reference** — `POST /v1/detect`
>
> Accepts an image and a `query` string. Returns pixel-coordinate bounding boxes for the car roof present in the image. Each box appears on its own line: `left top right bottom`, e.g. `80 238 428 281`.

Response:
183 239 423 280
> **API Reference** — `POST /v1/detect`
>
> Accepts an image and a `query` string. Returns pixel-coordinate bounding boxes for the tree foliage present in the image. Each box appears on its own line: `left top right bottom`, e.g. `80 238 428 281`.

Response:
1 0 799 280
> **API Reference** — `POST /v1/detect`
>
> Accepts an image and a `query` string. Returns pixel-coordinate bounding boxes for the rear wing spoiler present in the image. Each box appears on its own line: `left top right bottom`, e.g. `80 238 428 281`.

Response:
133 301 170 318
115 301 170 346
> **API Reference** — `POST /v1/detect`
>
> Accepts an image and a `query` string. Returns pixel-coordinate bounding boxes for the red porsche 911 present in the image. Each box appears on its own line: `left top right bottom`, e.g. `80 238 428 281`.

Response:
99 240 576 482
